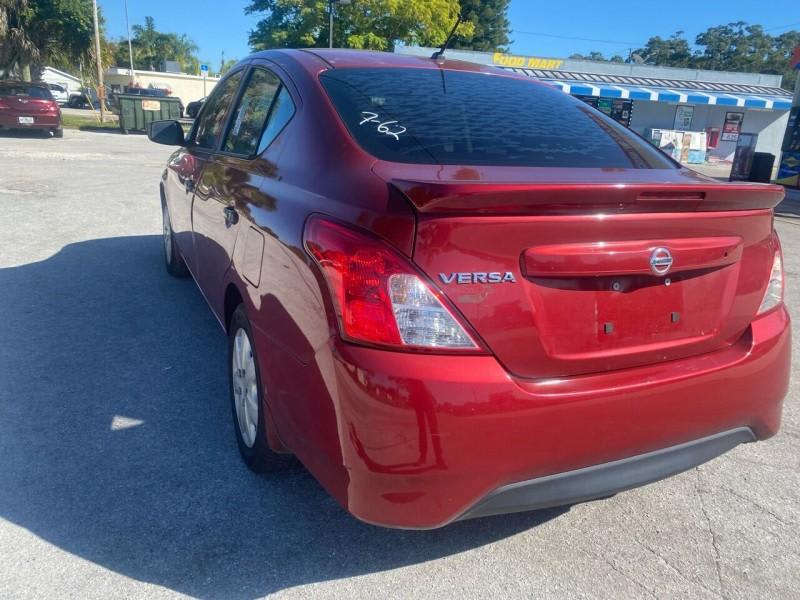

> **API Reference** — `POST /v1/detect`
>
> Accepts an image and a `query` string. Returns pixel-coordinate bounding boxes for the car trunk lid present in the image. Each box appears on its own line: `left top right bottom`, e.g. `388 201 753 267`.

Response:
378 164 782 378
0 90 58 117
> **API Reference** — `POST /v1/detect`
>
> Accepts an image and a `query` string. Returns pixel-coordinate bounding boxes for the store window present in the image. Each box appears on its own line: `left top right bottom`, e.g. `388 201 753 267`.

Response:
575 96 633 128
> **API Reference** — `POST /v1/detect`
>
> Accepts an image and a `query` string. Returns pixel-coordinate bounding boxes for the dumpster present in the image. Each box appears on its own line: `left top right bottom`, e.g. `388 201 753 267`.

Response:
749 152 776 183
116 94 183 134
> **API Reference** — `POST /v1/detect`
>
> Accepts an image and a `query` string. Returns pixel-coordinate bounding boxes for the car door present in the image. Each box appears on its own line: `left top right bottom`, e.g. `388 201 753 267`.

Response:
164 69 246 278
191 66 282 321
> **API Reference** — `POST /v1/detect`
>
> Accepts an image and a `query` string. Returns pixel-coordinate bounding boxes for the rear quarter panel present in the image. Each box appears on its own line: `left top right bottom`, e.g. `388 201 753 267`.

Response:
227 56 416 502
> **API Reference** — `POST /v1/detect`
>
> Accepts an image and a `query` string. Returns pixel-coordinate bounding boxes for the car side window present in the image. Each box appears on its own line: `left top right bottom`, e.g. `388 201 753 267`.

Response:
257 86 295 154
222 68 280 156
191 70 244 150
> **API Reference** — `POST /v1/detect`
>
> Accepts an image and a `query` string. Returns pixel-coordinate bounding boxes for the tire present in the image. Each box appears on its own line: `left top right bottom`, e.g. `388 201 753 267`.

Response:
229 305 288 472
161 199 188 277
52 128 63 138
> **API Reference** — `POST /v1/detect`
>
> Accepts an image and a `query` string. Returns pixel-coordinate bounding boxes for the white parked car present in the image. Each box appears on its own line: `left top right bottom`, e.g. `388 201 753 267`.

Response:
47 83 69 105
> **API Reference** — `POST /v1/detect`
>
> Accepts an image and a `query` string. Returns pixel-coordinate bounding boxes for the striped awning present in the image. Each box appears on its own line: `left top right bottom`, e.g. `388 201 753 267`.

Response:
504 67 794 110
546 81 793 110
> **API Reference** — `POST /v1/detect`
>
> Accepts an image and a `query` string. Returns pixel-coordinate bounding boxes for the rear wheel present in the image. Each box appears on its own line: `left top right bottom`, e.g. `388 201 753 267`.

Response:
52 128 63 138
161 200 188 277
229 305 287 472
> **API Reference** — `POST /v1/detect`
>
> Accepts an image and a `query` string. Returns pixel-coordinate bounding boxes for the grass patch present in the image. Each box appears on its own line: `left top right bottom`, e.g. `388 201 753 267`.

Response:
61 113 120 131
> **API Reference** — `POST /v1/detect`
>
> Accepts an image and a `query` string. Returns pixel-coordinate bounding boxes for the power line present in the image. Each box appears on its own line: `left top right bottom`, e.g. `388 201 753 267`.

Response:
763 22 800 32
513 23 800 48
512 30 646 46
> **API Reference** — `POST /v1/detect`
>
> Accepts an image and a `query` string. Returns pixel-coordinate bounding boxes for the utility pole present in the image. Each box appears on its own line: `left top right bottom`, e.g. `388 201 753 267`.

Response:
91 0 106 123
328 0 351 48
328 0 334 48
124 0 135 82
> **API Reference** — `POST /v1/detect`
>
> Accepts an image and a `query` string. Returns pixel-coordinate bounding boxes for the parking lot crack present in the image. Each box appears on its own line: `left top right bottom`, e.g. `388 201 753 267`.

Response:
633 538 723 599
719 485 797 528
601 555 658 599
728 454 796 472
696 468 727 600
566 522 658 598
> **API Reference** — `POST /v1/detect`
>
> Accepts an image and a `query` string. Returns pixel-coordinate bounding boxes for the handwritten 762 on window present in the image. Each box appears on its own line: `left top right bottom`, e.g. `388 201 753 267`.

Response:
359 111 407 141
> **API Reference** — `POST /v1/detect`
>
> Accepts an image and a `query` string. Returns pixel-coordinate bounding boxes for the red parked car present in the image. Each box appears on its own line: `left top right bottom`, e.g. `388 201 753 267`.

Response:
0 81 63 137
148 49 790 529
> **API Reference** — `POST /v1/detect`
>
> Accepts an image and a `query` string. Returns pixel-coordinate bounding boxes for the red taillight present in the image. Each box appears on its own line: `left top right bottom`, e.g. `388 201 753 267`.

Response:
757 235 784 315
0 99 7 109
304 217 482 352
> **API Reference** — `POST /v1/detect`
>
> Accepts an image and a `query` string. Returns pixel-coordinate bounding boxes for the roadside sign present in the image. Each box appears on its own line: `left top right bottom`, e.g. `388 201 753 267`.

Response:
792 46 800 71
200 64 209 96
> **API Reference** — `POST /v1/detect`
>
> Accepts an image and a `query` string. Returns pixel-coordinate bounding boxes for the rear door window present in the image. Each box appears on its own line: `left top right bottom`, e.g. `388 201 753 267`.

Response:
222 68 280 156
320 68 673 169
191 70 244 150
257 86 295 154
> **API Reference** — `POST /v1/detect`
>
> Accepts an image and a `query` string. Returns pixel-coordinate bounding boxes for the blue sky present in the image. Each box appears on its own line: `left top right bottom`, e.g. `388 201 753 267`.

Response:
101 0 800 69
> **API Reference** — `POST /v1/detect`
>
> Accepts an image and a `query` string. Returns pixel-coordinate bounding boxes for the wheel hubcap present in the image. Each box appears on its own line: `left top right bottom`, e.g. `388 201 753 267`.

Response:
232 328 258 448
162 204 172 262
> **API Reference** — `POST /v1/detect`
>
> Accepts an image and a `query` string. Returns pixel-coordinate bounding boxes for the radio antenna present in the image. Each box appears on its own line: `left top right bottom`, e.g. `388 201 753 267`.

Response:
431 13 462 60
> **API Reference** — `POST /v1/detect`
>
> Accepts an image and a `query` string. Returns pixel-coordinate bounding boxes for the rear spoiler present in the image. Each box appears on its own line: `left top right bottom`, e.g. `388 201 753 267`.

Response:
391 180 785 214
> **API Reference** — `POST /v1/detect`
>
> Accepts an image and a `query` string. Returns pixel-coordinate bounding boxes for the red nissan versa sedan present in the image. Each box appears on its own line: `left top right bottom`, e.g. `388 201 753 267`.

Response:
0 81 63 137
147 49 790 529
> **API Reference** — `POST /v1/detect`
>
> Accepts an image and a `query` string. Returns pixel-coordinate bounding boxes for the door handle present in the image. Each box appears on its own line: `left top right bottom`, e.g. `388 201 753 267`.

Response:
223 205 239 226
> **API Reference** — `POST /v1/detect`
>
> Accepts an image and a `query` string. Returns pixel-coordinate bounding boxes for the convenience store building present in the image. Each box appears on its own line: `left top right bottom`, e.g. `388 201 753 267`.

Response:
396 46 793 169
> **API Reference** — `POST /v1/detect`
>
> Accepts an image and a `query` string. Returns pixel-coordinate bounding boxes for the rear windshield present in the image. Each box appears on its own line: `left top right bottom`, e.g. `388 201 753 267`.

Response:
320 68 673 169
0 84 51 99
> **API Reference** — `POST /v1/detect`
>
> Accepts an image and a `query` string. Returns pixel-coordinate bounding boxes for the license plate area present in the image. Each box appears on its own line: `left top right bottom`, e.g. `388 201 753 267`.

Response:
18 116 34 125
528 267 738 358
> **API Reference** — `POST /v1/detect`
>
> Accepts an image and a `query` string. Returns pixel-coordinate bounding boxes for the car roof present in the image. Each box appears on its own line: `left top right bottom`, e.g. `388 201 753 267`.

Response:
249 48 516 77
0 80 48 87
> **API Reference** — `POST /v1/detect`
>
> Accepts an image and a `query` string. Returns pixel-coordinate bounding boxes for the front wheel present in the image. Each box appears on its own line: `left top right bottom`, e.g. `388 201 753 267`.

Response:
161 200 188 277
229 305 288 472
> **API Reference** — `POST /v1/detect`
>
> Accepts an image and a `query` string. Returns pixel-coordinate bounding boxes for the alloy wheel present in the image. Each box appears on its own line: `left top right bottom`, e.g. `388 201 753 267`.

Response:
232 328 259 448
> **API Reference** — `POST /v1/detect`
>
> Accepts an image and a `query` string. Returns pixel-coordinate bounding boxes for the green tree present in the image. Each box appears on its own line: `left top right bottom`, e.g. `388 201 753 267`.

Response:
217 57 237 76
569 51 607 61
691 23 797 90
694 22 765 71
768 30 800 90
0 0 38 79
246 0 472 51
0 0 95 80
115 16 199 73
631 31 693 67
450 0 510 52
572 23 800 90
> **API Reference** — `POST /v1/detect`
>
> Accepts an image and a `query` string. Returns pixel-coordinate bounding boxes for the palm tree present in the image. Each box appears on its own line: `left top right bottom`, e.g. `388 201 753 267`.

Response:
0 0 39 80
127 16 199 73
168 33 199 72
131 15 160 70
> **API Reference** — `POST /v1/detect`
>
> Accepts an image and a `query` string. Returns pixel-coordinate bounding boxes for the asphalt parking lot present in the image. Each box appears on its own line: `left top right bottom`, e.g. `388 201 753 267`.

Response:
0 129 798 599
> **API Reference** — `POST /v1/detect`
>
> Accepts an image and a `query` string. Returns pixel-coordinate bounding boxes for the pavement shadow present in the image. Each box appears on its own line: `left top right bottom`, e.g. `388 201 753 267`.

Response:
0 129 54 139
0 235 564 598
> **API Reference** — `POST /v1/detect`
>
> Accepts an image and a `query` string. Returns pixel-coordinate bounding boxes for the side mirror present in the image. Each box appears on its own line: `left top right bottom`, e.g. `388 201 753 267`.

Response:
147 120 184 146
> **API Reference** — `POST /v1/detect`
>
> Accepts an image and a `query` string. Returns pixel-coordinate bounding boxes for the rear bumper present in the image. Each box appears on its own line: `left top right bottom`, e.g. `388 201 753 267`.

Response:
461 427 755 520
0 114 60 130
309 306 790 529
